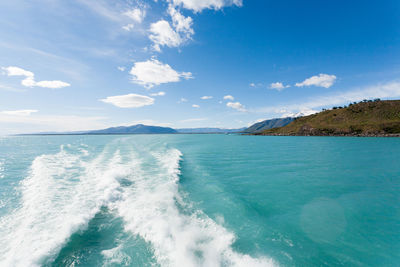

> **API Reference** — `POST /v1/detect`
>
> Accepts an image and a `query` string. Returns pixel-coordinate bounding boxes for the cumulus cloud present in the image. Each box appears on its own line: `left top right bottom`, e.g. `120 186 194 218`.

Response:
2 66 70 89
149 7 193 52
2 66 34 77
100 93 154 108
129 59 193 88
150 91 166 96
192 104 200 108
1 109 38 116
226 101 246 112
149 20 182 51
168 5 194 38
295 74 336 88
200 95 213 100
171 0 242 12
270 82 290 91
124 8 146 23
223 95 234 101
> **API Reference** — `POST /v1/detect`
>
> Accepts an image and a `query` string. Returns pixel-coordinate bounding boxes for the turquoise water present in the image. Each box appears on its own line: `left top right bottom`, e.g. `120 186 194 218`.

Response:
0 135 399 266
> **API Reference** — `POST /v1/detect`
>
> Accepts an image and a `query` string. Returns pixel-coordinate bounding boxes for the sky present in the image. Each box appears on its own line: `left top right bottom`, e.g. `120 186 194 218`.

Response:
1 0 400 134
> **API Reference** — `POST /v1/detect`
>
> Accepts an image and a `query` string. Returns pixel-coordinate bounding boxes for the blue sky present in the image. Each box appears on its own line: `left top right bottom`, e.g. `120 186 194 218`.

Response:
1 0 400 134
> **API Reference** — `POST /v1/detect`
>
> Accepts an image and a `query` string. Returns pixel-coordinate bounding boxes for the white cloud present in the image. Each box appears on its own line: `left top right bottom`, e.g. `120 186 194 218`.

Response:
122 24 134 31
223 95 234 101
100 93 154 108
295 74 336 88
2 66 34 77
200 95 213 100
168 5 194 38
255 80 400 115
1 109 38 116
171 0 242 12
270 82 290 91
148 6 193 52
226 101 246 112
2 66 70 89
179 97 188 102
150 91 166 96
124 8 146 23
129 59 193 88
192 104 200 108
249 83 255 87
35 80 71 89
149 20 182 51
117 66 125 71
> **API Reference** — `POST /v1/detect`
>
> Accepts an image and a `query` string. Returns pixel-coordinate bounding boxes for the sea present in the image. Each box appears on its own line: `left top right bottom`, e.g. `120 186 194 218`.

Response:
0 134 399 267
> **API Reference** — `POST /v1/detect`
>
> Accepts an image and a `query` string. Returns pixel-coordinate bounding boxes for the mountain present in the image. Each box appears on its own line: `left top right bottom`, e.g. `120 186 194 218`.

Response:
243 117 295 133
86 124 177 134
255 99 400 136
176 127 246 133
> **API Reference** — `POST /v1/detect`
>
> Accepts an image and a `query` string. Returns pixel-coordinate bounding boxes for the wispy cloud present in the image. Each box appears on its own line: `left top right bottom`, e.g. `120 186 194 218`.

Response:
150 91 166 96
255 80 400 115
171 0 242 12
223 95 234 101
1 109 38 116
200 96 213 100
269 82 290 91
2 66 70 89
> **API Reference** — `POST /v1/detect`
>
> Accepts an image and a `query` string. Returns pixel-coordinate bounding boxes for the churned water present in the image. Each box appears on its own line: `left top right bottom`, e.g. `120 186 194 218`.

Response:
0 135 399 266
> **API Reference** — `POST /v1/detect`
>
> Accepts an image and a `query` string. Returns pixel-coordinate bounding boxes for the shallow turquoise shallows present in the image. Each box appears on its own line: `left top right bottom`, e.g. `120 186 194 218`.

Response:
0 135 399 266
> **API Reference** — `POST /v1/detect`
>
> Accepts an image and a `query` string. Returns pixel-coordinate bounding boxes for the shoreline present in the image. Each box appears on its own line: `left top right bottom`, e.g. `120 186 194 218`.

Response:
251 133 400 137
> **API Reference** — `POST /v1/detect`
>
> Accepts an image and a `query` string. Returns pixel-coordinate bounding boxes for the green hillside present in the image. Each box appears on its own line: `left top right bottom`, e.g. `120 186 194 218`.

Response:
257 100 400 136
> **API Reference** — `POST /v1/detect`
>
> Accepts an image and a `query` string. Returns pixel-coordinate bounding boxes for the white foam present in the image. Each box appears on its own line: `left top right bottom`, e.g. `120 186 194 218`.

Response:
0 140 277 267
0 145 130 267
0 160 4 179
101 244 132 266
115 147 276 267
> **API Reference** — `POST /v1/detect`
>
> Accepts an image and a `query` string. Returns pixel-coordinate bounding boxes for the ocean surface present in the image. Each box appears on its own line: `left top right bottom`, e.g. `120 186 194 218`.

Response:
0 134 399 267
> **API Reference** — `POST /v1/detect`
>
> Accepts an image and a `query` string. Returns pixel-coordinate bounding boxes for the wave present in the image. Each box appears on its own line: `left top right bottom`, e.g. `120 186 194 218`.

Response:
0 144 127 266
0 139 276 267
112 146 276 267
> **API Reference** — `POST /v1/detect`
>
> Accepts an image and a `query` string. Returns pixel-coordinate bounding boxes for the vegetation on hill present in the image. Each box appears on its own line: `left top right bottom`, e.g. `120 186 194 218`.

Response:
256 99 400 136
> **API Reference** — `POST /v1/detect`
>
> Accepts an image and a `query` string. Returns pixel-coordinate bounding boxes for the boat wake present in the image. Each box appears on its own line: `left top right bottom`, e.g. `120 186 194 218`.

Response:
0 139 276 267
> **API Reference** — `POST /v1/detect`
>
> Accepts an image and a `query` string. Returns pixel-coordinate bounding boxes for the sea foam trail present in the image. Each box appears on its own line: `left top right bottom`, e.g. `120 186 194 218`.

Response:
0 140 276 267
0 144 131 267
113 146 276 267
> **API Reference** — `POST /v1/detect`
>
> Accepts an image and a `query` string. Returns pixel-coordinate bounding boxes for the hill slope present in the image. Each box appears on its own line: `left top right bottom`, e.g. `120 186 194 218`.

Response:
87 124 177 134
243 117 295 133
257 100 400 136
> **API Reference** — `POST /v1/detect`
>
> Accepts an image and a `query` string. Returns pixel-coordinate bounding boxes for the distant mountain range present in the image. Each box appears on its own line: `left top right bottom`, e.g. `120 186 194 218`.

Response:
176 128 246 133
255 99 400 136
87 124 177 134
25 117 296 135
242 117 295 133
